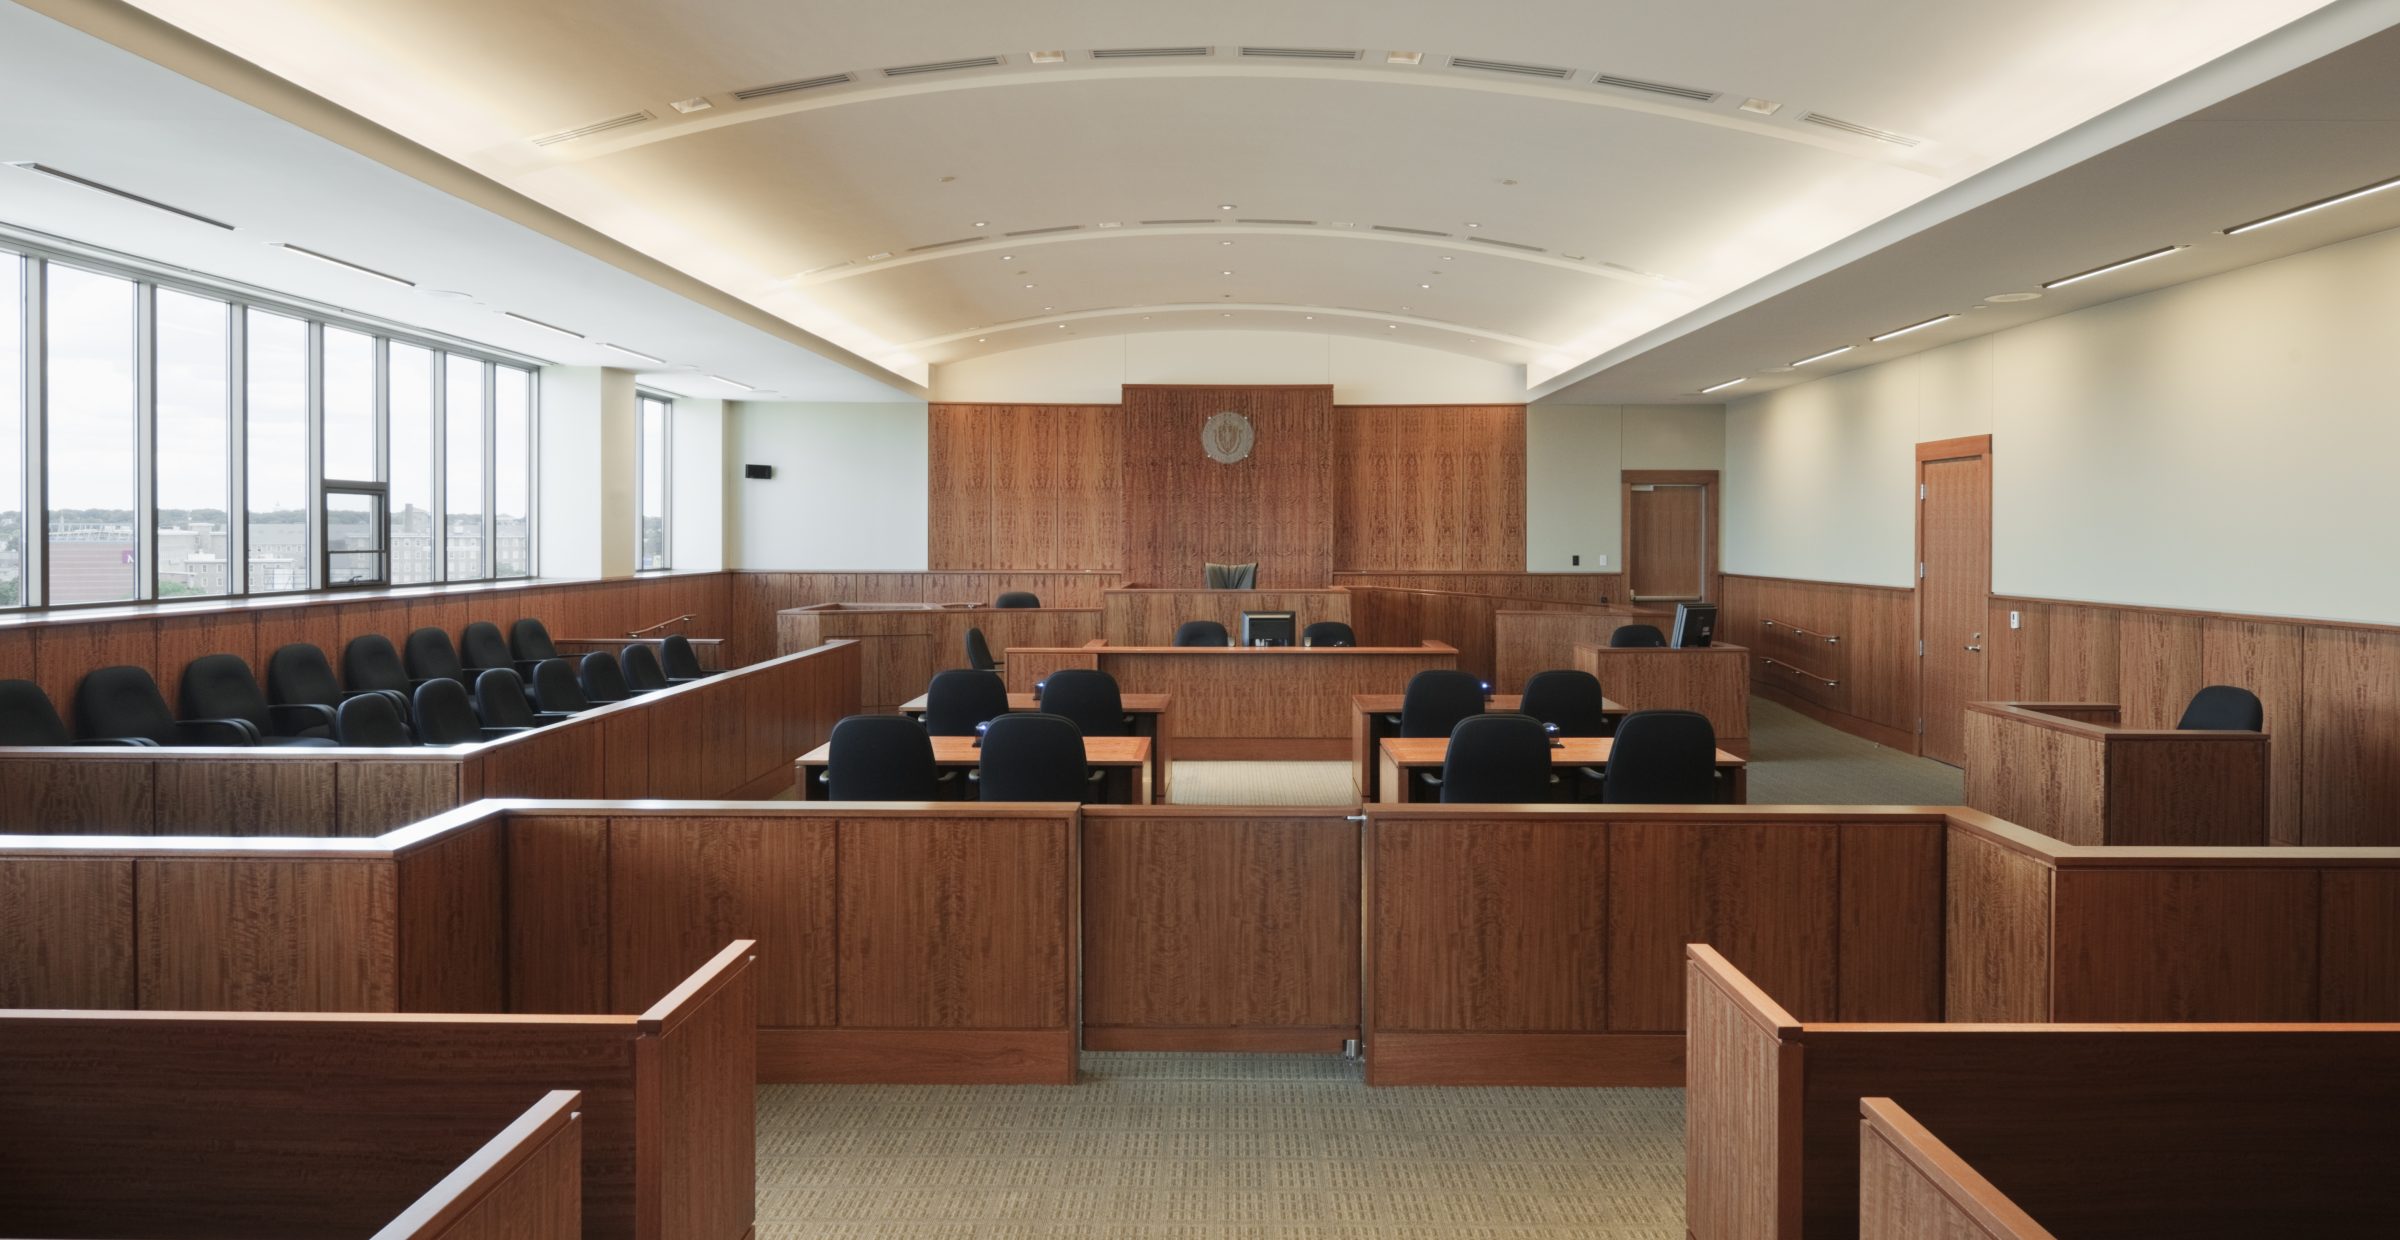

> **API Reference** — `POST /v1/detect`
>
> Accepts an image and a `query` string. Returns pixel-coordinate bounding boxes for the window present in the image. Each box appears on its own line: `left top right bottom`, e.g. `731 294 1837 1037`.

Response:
637 393 670 571
0 238 536 611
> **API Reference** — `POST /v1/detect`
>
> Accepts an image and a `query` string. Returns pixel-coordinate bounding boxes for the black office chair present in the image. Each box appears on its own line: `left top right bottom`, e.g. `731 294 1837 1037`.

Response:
344 633 432 700
0 679 154 746
1300 621 1356 648
405 626 471 686
660 634 714 681
1174 619 1231 647
412 678 527 744
923 668 1011 736
964 626 1003 675
269 642 409 725
1392 669 1485 738
335 694 417 747
818 714 940 801
2178 685 2264 731
975 713 1093 801
994 591 1040 609
1205 562 1258 589
1036 669 1130 737
528 659 593 714
510 618 561 665
1521 669 1614 737
460 621 536 678
180 653 339 746
621 644 673 693
75 666 257 746
1438 714 1555 804
1597 709 1719 804
1610 624 1669 648
578 651 642 704
476 668 575 730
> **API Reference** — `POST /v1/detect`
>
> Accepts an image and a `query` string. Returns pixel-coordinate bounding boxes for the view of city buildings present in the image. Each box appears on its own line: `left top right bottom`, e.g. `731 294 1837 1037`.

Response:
5 504 528 605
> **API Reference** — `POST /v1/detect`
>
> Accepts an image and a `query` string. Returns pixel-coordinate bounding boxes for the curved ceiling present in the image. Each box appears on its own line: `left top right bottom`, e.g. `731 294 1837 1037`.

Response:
102 0 2343 389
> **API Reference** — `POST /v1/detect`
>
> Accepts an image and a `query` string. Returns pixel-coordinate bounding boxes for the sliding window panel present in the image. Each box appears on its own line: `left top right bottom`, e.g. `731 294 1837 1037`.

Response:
0 254 22 607
492 366 531 578
387 342 436 585
244 309 310 593
153 289 232 599
442 353 486 581
43 265 139 605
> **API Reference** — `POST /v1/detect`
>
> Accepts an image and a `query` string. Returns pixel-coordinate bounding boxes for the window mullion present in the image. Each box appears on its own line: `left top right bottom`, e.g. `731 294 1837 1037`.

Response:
23 258 46 608
135 283 157 599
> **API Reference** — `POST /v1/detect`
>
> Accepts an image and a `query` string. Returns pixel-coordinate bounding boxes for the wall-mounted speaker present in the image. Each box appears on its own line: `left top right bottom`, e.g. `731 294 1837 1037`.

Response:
743 464 774 479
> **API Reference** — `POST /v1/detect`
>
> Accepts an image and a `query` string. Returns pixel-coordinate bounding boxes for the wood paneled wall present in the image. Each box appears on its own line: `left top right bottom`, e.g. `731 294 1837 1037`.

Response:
928 404 1122 572
1720 574 1918 752
1119 385 1336 587
1330 406 1526 572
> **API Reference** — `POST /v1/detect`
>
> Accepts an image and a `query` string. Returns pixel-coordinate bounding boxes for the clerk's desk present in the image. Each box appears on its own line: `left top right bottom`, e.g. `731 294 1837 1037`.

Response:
795 734 1154 804
1572 641 1751 756
1350 692 1629 802
1376 736 1747 804
1002 640 1458 759
1964 700 2271 845
902 690 1173 800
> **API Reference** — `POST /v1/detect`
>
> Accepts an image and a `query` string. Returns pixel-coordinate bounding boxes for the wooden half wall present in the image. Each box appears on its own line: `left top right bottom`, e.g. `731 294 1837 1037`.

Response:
1720 574 1918 752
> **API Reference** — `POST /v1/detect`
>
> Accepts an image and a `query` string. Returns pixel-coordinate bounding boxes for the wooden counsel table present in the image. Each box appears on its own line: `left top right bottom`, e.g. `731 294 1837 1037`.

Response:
1349 692 1630 802
1963 700 2271 845
795 734 1154 804
1376 736 1747 803
1573 641 1751 756
902 690 1173 799
1004 641 1459 760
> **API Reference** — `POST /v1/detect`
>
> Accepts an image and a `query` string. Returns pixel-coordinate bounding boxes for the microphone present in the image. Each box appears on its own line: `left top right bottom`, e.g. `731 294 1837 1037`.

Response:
628 613 696 638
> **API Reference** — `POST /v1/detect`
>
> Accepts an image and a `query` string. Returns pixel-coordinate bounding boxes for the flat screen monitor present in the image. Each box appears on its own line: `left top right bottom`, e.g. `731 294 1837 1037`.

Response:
1240 611 1298 647
1671 603 1718 649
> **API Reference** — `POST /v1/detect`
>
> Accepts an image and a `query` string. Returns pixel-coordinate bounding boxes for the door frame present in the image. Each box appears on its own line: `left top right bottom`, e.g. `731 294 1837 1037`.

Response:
1913 434 1992 761
1620 469 1720 604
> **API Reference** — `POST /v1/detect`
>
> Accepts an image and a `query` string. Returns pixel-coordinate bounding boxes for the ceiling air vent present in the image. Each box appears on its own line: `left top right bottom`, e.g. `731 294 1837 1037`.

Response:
1139 218 1217 225
883 56 1004 77
1469 236 1546 252
1800 112 1921 147
906 237 986 253
733 73 855 100
1091 46 1213 59
1594 74 1719 103
1447 56 1573 80
1371 224 1452 238
531 110 654 146
1241 47 1361 60
1004 224 1084 237
1237 218 1316 226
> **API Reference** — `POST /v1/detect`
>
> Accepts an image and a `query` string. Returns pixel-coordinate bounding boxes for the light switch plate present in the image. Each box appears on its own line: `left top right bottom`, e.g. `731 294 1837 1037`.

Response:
2008 610 2021 629
1596 554 1609 567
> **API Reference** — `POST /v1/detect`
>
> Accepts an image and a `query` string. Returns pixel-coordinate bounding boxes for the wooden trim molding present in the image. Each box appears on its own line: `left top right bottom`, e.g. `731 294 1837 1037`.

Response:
1915 434 1992 462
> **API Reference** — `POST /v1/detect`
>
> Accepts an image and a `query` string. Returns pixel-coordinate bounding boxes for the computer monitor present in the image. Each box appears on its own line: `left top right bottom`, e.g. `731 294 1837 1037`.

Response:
1671 603 1718 649
1239 611 1297 647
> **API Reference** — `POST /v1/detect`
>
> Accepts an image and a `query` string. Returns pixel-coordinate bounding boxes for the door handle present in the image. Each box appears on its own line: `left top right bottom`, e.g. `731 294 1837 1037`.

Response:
1964 644 1984 652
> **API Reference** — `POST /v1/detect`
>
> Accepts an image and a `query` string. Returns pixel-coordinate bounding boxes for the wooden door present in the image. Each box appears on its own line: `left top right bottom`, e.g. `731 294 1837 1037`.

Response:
1916 438 1992 765
1627 482 1710 602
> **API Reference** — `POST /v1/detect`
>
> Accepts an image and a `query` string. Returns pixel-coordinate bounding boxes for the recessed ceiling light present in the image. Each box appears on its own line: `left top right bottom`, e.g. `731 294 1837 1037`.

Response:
1024 283 1036 288
1440 255 1453 261
6 161 236 230
601 342 665 365
1387 51 1423 65
999 254 1014 260
1218 204 1236 211
271 242 414 288
1419 283 1431 289
502 311 582 340
866 251 892 261
1791 344 1855 366
1401 305 1411 310
1221 312 1232 317
2222 172 2400 235
1870 314 1959 342
1699 377 1746 394
1304 315 1314 320
1096 221 1122 228
1464 222 1481 228
669 96 713 114
1042 305 1053 310
1221 240 1234 246
1221 270 1234 276
1057 324 1068 329
1984 291 2043 303
1739 98 1782 115
1387 324 1398 329
709 375 755 391
977 336 988 342
973 220 986 228
1030 50 1066 63
2041 244 2186 290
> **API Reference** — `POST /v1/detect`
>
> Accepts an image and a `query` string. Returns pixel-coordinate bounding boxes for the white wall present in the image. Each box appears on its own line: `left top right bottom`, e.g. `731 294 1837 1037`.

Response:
670 397 727 572
1524 404 1726 573
538 366 637 579
931 330 1528 405
727 400 929 570
1725 222 2400 624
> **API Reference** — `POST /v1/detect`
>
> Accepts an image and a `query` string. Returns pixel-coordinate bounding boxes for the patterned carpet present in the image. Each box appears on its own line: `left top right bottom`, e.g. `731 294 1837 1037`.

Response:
756 1053 1687 1239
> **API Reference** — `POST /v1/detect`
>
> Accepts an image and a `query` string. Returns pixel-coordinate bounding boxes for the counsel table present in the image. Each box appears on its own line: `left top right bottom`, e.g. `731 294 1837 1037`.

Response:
1572 641 1751 756
903 690 1173 800
1350 692 1629 802
796 734 1154 804
1376 736 1747 803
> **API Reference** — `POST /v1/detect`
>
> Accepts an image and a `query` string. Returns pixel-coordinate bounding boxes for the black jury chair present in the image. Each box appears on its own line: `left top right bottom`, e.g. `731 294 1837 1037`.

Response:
1393 669 1485 738
660 634 714 681
1610 624 1668 648
2178 685 2264 731
336 694 417 746
1438 713 1555 804
820 714 940 801
1174 620 1231 647
412 678 527 744
974 713 1095 802
1520 669 1614 738
1300 621 1356 647
460 621 536 678
510 618 561 664
180 654 338 746
269 642 409 725
578 651 641 704
75 666 257 746
923 668 1011 736
622 645 673 693
345 634 433 699
405 627 471 686
476 668 575 730
1036 668 1130 737
0 679 155 746
1597 709 1719 804
994 591 1040 609
529 659 593 714
964 627 1003 674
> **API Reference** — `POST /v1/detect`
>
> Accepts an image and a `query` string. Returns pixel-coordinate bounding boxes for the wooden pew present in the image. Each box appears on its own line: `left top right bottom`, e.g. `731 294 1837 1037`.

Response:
1964 700 2271 845
0 942 756 1240
775 603 1100 711
1686 944 2400 1240
1573 640 1752 755
1858 1099 2056 1240
0 639 859 837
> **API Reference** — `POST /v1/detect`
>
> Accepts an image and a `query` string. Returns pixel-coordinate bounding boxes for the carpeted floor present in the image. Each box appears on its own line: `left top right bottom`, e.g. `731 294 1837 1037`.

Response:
755 1053 1686 1239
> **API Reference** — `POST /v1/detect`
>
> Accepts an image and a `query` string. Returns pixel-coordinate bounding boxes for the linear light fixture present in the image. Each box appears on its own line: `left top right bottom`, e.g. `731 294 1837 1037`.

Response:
1699 377 1746 394
1870 313 1958 342
2041 244 2186 290
1791 344 1855 366
6 162 236 230
502 311 583 340
271 242 414 288
601 343 665 365
2222 173 2400 236
709 375 756 391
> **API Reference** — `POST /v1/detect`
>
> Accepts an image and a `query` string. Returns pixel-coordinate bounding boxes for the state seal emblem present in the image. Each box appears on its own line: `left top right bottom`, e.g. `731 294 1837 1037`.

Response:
1202 410 1255 464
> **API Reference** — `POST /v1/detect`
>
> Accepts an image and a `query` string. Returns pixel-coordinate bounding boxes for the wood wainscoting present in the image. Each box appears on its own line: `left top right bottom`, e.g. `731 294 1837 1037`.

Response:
1330 405 1527 573
1720 574 1919 753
